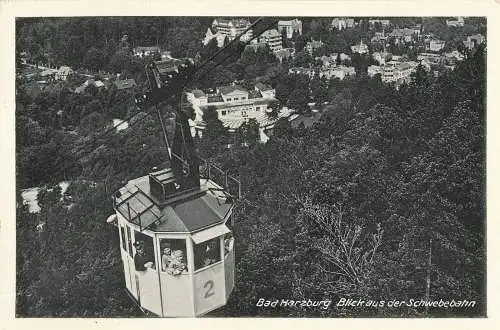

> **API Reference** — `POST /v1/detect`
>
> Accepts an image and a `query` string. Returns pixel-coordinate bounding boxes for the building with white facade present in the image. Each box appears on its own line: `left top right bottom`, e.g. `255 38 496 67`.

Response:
278 19 303 39
204 18 253 47
350 40 369 54
133 46 161 58
368 19 391 27
186 83 285 130
203 28 227 47
428 39 446 52
258 29 283 52
382 60 419 84
331 17 355 31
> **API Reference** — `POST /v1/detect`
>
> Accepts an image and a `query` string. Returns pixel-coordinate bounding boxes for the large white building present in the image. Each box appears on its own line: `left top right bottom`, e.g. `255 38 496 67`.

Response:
133 46 161 58
381 60 419 84
331 17 355 31
278 19 303 39
368 19 391 27
428 39 446 52
186 83 286 130
258 29 283 52
204 18 253 47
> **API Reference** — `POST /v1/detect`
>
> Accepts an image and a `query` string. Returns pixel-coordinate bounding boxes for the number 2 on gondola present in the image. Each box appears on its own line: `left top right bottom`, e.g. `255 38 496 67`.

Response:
204 280 215 298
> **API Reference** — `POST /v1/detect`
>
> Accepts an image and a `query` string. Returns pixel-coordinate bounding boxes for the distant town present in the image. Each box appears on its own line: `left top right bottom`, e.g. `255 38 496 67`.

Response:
17 17 486 145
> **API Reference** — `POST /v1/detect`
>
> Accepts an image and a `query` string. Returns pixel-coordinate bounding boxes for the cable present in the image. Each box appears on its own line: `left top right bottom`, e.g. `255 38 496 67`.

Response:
194 18 264 75
52 17 279 182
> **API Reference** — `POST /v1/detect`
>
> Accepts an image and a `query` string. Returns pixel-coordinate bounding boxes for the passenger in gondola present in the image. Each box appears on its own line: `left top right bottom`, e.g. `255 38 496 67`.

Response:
134 241 153 271
161 244 173 272
204 240 218 267
168 249 188 275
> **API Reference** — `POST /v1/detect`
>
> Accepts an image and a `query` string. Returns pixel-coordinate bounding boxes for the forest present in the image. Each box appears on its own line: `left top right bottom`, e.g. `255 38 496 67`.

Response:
15 17 485 317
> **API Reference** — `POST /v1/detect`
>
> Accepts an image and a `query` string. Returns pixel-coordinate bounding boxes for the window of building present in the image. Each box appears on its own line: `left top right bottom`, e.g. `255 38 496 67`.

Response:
221 110 227 116
159 238 188 275
126 226 133 256
133 231 156 270
120 225 127 251
227 98 231 101
194 238 221 270
241 97 246 100
234 97 238 101
256 106 260 111
224 232 234 257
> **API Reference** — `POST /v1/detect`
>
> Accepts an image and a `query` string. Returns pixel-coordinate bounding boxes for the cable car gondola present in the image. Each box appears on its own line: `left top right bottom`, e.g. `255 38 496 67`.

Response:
107 17 277 317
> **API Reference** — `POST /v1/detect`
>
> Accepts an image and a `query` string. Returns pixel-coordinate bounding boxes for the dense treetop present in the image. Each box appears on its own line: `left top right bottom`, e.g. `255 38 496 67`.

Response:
15 17 485 317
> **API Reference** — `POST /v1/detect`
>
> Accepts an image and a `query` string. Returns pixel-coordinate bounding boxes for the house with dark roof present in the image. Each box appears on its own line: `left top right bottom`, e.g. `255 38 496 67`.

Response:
255 83 275 99
217 85 249 102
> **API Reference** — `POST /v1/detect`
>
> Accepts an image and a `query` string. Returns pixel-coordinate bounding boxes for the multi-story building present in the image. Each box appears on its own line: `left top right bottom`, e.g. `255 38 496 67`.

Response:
368 19 391 27
350 40 369 54
212 18 253 42
278 19 303 39
331 17 355 31
382 60 419 84
186 83 281 129
428 39 446 52
204 18 253 47
203 28 227 47
258 29 283 52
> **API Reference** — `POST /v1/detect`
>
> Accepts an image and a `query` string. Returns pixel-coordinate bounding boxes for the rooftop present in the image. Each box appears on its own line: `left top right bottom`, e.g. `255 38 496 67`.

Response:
255 82 273 91
261 29 281 38
114 172 233 233
218 85 248 95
